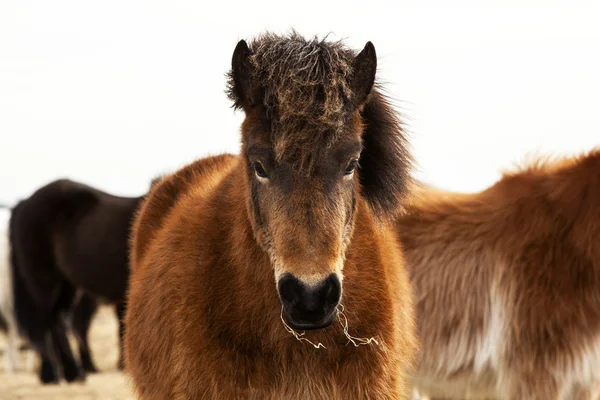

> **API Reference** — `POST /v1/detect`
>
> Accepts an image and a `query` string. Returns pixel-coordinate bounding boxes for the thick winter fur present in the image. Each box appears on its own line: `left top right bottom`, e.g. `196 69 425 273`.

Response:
398 149 600 399
9 179 144 383
125 32 417 399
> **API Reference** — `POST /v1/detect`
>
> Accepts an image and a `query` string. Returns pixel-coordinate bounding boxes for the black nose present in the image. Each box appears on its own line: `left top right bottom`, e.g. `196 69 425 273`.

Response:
278 273 341 330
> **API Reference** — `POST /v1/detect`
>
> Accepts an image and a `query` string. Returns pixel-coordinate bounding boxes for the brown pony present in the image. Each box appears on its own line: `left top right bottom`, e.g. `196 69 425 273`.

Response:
398 150 600 399
124 32 418 399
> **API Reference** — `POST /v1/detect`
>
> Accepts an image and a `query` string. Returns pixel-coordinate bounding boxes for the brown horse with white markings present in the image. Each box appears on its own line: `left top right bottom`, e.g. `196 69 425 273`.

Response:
124 32 418 399
399 150 600 399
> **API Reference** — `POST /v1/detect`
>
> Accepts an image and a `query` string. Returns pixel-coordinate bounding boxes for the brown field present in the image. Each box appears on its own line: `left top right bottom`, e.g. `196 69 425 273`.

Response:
0 306 135 400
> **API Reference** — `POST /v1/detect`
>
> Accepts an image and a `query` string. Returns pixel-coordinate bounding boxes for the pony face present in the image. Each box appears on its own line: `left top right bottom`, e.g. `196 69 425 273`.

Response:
243 121 363 330
228 33 400 331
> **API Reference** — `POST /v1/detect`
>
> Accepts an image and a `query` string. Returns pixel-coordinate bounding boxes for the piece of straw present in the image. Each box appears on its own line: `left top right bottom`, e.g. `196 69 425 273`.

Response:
280 307 326 349
336 304 380 347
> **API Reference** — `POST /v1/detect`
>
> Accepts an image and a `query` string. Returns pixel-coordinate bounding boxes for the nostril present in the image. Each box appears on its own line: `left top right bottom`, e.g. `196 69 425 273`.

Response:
321 274 341 310
278 273 303 307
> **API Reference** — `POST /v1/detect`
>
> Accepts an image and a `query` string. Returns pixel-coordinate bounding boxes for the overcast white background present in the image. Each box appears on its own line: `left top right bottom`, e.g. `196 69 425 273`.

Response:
0 1 598 205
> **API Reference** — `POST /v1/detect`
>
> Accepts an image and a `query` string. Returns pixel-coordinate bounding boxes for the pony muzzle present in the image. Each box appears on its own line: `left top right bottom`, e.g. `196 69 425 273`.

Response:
277 273 341 331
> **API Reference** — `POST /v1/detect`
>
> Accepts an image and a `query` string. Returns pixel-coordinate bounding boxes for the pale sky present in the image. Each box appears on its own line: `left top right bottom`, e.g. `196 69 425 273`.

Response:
1 1 598 205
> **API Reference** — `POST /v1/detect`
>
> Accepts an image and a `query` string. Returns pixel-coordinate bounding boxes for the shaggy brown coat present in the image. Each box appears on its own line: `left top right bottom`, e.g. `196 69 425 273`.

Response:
125 32 417 399
398 150 600 399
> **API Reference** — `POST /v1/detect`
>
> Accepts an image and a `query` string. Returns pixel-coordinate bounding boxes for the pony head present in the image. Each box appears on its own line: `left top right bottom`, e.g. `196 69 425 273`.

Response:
228 32 411 330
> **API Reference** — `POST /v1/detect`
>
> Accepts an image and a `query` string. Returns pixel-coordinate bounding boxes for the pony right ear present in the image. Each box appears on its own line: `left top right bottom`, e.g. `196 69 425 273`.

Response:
227 39 256 112
351 42 377 107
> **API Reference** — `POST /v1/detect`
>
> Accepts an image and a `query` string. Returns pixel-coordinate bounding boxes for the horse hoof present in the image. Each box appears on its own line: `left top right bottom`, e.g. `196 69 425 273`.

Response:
82 359 98 373
40 364 60 384
40 373 60 385
64 367 86 383
84 364 98 373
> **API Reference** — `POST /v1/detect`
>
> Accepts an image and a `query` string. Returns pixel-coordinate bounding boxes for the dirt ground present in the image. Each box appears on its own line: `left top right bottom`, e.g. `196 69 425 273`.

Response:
0 306 135 400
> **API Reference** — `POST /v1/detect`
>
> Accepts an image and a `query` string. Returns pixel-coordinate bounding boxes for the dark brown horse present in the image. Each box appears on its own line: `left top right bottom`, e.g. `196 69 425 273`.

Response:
9 178 144 383
125 32 418 399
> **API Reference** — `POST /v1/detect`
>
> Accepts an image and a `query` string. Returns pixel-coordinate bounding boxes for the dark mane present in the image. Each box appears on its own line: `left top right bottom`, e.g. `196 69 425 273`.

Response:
227 31 356 171
359 88 413 217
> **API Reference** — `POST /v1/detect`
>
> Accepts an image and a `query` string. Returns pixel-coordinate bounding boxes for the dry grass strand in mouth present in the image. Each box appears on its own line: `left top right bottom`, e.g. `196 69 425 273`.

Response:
280 307 327 349
336 303 380 347
279 304 380 349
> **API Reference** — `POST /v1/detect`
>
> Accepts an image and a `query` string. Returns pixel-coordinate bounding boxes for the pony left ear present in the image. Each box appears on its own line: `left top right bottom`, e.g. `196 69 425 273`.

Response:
351 42 377 106
228 39 257 112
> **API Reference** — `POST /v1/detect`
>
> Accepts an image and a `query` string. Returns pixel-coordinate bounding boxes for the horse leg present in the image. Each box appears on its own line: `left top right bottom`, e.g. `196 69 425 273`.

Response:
51 283 85 382
71 292 98 373
51 317 85 382
9 264 62 382
116 300 126 370
18 308 61 383
24 328 59 384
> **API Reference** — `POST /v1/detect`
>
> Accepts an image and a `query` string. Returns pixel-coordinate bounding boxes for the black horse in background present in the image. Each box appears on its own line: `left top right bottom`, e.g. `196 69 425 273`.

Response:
9 178 146 383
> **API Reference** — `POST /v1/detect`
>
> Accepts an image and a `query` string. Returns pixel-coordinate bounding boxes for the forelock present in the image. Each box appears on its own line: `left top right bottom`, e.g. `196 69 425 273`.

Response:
246 31 359 172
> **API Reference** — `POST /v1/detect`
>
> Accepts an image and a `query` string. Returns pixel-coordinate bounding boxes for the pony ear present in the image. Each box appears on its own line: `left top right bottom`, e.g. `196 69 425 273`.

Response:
351 42 377 107
358 90 413 218
228 39 256 111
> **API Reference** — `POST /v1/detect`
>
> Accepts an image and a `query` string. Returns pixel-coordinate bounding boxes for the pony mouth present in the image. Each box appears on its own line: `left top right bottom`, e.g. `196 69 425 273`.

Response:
281 308 336 331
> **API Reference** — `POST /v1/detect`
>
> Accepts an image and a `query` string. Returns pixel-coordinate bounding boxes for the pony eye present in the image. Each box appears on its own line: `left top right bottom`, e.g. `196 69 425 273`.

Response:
344 159 359 176
253 162 268 179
